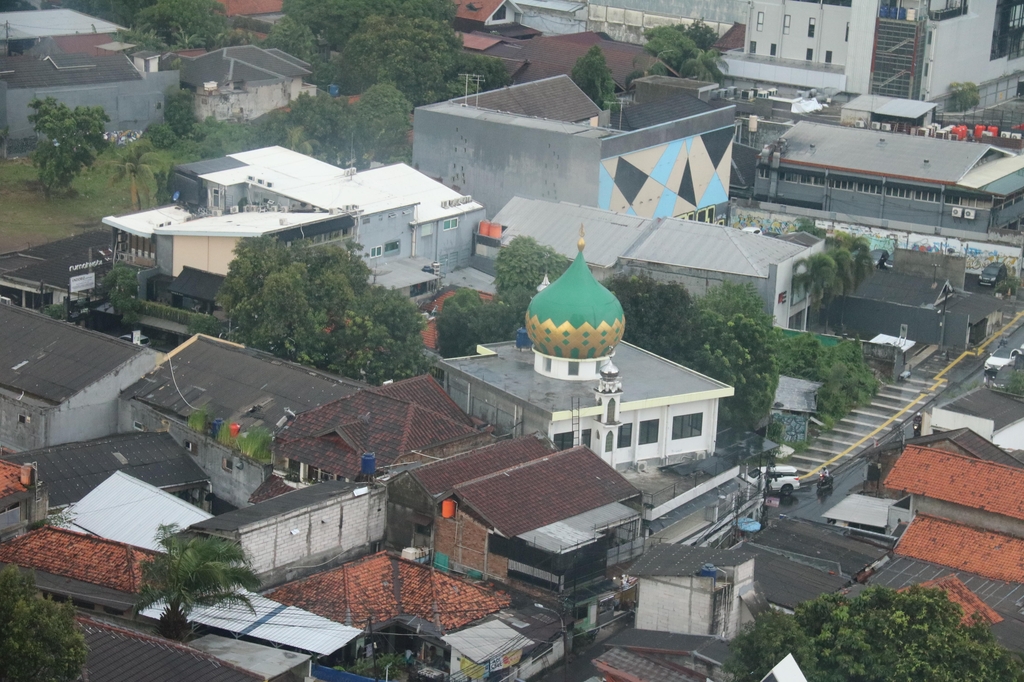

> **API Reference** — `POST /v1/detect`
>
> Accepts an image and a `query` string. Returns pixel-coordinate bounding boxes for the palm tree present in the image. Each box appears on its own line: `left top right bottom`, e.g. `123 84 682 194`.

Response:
136 525 261 641
103 140 162 210
793 252 838 332
285 126 318 156
678 48 727 81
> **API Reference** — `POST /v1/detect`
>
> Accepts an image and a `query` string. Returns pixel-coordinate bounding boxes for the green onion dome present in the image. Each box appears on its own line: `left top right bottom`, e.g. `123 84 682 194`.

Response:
525 238 625 359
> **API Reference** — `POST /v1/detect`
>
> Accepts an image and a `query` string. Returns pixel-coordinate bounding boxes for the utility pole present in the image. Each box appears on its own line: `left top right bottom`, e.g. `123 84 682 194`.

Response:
368 617 379 682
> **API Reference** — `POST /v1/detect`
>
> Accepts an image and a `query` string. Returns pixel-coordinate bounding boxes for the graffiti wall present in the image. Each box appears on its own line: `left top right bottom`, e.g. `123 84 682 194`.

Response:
730 208 802 235
825 222 1023 275
772 411 809 442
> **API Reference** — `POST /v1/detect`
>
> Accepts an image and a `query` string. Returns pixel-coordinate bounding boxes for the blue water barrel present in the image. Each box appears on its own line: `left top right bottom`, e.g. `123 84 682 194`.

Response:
898 7 907 19
515 327 532 349
699 563 717 578
361 452 376 476
328 84 340 97
212 418 224 438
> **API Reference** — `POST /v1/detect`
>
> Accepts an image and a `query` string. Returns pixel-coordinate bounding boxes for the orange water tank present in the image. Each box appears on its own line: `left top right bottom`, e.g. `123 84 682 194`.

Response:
230 423 241 437
20 464 34 487
441 499 457 518
479 220 491 235
490 222 502 238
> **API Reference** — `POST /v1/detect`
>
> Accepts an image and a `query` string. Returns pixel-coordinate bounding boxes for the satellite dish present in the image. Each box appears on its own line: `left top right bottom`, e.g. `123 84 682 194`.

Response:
172 191 180 202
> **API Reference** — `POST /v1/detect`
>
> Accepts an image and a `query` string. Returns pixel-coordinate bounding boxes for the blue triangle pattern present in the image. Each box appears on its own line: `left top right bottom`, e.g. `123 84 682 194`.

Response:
649 139 683 186
699 172 728 208
654 187 678 218
625 207 637 216
598 164 614 210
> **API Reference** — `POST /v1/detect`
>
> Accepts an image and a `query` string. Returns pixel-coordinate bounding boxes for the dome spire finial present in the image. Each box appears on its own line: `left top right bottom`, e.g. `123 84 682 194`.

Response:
578 223 586 252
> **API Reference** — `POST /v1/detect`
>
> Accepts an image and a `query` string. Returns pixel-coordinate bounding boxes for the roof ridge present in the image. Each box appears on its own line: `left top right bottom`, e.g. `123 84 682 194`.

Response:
902 444 1024 474
451 446 574 488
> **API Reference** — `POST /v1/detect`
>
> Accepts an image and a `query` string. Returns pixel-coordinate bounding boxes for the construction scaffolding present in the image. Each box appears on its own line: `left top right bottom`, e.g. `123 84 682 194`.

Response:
870 18 926 99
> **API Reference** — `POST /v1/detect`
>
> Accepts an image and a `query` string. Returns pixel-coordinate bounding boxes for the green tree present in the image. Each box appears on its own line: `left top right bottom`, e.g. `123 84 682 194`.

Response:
164 88 197 139
948 81 980 112
114 27 167 51
340 16 462 105
277 93 353 165
282 0 454 52
436 289 521 358
102 140 162 210
607 273 697 362
778 333 878 427
794 217 826 239
103 263 143 324
726 586 1024 682
136 525 261 641
641 25 697 74
263 15 319 63
218 238 428 382
450 54 512 97
571 45 616 107
138 0 228 50
1006 371 1024 396
352 84 412 166
284 126 318 156
793 251 839 330
678 19 719 50
0 565 88 682
692 282 780 429
27 97 109 196
494 237 569 296
678 47 726 81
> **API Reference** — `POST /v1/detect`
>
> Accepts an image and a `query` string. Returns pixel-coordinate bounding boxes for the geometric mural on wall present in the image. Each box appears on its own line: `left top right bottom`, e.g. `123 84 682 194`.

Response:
598 126 733 219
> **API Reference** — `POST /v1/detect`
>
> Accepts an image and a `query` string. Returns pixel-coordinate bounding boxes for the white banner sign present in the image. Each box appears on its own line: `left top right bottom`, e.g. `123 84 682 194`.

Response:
69 272 96 293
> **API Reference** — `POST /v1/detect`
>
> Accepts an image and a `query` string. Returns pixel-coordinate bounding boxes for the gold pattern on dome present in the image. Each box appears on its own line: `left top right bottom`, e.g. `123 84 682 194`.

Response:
526 314 624 359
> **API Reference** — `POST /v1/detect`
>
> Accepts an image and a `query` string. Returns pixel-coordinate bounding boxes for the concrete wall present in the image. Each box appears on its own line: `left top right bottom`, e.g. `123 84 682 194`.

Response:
910 494 1024 540
227 486 386 587
746 0 851 66
413 106 603 218
384 473 435 550
359 204 484 275
124 400 271 510
171 235 240 276
442 367 554 438
895 249 966 289
0 348 159 451
3 71 179 141
194 78 302 122
829 297 971 348
586 0 744 45
929 406 994 439
635 559 753 638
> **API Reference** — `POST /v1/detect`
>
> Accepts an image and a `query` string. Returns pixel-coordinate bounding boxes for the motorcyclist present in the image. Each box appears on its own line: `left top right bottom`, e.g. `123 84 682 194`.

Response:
819 467 832 486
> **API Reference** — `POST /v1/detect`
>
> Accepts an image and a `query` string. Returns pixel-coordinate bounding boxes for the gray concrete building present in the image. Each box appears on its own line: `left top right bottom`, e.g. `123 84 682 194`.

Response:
414 91 734 223
755 122 1024 235
0 52 179 154
491 197 823 328
189 480 386 588
585 0 745 45
0 306 160 452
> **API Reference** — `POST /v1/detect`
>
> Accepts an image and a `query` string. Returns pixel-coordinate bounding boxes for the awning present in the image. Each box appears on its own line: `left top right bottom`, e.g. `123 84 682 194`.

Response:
442 619 534 664
822 494 896 529
370 257 439 290
869 334 915 353
141 592 362 656
517 501 639 554
168 266 225 302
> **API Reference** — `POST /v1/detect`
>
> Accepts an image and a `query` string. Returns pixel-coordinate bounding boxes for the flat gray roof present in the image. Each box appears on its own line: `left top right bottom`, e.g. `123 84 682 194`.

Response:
418 101 613 138
779 122 1007 184
844 94 937 119
441 341 731 417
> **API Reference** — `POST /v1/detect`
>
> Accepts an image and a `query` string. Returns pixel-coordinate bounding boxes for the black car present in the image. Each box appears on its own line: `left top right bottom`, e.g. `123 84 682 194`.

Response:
979 262 1008 287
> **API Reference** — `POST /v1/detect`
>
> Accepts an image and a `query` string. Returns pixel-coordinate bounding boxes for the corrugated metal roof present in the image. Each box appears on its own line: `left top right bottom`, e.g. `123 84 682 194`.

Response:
517 501 638 553
774 375 821 413
443 619 533 663
142 592 362 655
370 257 439 290
779 122 1006 184
0 9 123 39
821 494 896 529
70 471 211 550
514 0 585 12
843 94 936 120
957 152 1024 195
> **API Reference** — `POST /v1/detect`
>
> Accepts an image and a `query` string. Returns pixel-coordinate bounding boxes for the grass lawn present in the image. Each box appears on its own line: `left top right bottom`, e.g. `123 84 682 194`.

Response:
0 153 138 252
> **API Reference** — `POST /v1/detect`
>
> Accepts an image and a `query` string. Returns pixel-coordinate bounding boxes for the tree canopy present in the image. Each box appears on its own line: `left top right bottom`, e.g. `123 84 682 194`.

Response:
0 565 88 682
102 263 143 324
137 0 227 49
136 525 261 641
263 16 319 63
28 97 109 196
726 586 1024 682
493 236 569 296
217 237 429 383
571 45 616 107
642 25 726 81
281 0 454 52
778 333 878 429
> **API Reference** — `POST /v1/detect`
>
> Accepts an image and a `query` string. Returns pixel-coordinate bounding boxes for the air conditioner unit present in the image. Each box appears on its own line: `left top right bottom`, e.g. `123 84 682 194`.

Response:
269 205 278 212
1002 131 1013 138
855 120 866 128
211 209 223 217
951 206 963 217
741 89 756 101
463 195 472 203
871 122 881 130
229 205 239 214
279 206 289 213
964 208 976 219
329 208 341 215
636 461 648 473
881 123 892 132
1013 133 1022 140
0 296 11 306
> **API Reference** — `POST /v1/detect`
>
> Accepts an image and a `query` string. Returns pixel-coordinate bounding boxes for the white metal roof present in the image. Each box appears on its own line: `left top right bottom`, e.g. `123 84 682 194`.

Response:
370 257 439 289
517 501 639 553
868 333 916 352
69 471 212 551
822 494 896 529
843 94 936 119
514 0 586 12
141 592 362 656
443 619 534 663
102 204 340 238
0 9 124 39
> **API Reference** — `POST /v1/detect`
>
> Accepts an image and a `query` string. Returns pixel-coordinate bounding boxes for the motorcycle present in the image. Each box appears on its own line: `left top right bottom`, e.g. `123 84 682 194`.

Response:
817 472 834 492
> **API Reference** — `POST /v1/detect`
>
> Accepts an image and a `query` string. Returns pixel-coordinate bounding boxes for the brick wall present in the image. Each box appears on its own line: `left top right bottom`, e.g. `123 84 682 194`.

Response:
434 508 507 581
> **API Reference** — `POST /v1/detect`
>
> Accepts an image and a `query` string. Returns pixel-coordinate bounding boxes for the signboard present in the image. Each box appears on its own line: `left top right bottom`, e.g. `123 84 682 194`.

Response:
765 497 780 508
69 259 104 272
69 272 96 293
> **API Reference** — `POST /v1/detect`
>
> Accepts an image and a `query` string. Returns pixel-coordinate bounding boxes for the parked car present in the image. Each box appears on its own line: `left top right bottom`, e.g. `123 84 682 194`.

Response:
871 249 893 269
742 465 801 495
119 332 150 346
984 343 1024 371
979 262 1008 287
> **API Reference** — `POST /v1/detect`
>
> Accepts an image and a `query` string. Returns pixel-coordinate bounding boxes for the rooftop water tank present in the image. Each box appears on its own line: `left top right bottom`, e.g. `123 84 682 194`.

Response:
361 452 376 476
699 563 717 578
515 327 533 349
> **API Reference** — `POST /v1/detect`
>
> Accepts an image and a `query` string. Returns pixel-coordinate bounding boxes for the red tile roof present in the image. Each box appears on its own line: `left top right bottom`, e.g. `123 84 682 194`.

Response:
885 446 1024 522
896 515 1024 584
0 460 28 499
0 526 152 593
461 32 505 51
455 0 507 21
275 377 480 478
247 475 296 504
51 34 118 56
266 552 509 630
713 23 746 52
454 446 640 537
413 435 555 496
218 0 281 16
420 290 494 350
901 574 1003 625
